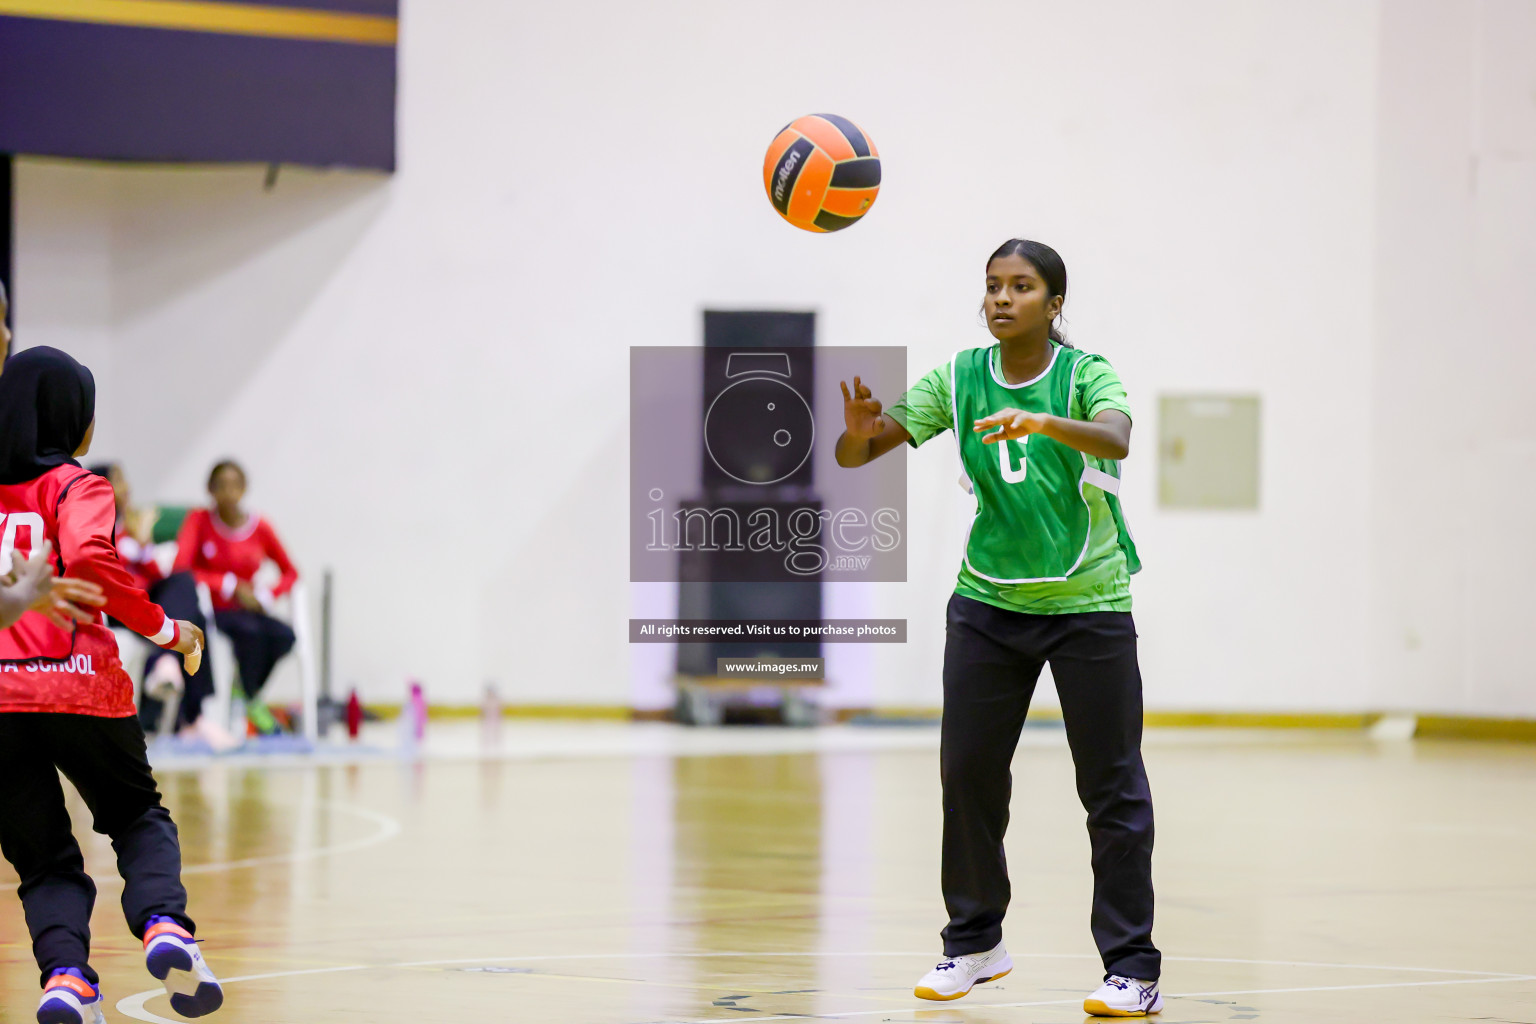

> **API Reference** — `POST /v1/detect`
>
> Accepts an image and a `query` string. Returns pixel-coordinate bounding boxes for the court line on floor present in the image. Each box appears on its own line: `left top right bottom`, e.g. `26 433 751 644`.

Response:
113 950 1536 1023
0 801 400 893
660 976 1536 1024
180 801 401 876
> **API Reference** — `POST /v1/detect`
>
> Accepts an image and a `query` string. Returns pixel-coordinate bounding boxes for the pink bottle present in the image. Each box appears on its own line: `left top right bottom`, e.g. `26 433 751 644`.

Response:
481 681 502 746
408 681 427 742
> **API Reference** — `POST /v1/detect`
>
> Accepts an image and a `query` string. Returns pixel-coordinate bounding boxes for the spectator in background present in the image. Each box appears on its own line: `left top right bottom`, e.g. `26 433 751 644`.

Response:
88 463 234 748
174 460 298 735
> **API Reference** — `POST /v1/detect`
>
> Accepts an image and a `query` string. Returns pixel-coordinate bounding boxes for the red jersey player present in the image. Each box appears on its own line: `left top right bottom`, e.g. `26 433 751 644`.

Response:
173 460 298 734
0 345 224 1023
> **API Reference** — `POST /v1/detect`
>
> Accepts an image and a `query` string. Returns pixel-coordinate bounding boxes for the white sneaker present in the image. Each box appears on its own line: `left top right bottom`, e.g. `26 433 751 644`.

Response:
913 942 1013 1000
36 968 105 1024
1084 975 1162 1016
144 917 223 1017
193 715 242 753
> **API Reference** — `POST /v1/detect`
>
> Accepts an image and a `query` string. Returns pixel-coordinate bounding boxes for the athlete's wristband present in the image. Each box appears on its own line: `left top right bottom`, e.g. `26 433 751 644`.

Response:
149 615 179 649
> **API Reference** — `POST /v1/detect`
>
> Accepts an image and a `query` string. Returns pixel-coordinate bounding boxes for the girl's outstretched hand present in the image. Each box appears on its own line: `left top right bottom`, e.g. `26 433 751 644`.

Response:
35 576 107 629
6 542 106 629
841 376 887 440
173 621 206 676
1 544 55 628
974 408 1051 444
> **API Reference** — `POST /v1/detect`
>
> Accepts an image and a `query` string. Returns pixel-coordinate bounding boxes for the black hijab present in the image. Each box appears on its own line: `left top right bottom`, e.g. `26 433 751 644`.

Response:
0 346 97 485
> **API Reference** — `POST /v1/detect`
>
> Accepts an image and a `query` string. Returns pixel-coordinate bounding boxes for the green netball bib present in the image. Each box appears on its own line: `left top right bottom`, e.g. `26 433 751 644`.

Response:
952 344 1140 583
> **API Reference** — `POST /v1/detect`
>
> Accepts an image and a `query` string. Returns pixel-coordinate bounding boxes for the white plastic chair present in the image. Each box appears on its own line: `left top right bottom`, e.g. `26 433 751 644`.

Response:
288 579 321 743
112 626 149 702
197 578 319 743
194 582 239 733
113 625 181 737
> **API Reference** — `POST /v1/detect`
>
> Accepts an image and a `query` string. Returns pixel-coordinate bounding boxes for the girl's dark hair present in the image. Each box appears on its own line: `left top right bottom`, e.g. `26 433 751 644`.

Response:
987 238 1072 347
207 459 246 491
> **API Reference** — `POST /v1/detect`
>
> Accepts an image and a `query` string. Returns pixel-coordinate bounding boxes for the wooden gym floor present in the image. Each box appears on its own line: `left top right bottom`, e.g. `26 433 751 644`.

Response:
1 723 1532 1023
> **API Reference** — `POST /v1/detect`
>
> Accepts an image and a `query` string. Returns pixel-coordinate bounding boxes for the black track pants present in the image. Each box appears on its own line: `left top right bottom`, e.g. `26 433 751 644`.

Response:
213 609 295 700
0 713 193 987
939 593 1160 980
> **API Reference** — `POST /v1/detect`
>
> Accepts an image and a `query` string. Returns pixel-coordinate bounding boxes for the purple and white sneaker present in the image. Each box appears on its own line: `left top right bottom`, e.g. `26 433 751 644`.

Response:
144 916 224 1017
36 968 104 1024
913 942 1013 1000
1084 974 1163 1016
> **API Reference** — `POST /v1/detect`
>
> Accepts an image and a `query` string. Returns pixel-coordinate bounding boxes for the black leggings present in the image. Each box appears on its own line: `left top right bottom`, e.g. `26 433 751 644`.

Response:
135 572 214 732
213 610 295 700
0 713 193 987
939 593 1160 980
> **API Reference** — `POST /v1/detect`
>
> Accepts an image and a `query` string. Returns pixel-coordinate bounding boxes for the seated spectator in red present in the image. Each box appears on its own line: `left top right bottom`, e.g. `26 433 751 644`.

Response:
90 463 227 745
173 461 297 735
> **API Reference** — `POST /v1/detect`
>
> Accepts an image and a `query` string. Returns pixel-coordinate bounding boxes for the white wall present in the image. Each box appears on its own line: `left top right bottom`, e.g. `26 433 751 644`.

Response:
12 164 116 429
1369 0 1536 717
11 0 1532 715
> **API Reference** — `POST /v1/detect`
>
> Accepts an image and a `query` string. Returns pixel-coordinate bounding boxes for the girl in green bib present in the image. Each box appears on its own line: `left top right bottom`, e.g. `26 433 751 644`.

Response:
837 239 1161 1018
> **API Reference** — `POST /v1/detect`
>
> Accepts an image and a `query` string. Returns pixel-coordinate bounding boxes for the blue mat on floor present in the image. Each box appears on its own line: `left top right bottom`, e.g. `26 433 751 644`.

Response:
149 733 317 756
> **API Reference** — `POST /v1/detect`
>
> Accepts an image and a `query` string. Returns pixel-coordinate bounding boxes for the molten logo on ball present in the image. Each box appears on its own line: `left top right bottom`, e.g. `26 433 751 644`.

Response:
773 148 802 205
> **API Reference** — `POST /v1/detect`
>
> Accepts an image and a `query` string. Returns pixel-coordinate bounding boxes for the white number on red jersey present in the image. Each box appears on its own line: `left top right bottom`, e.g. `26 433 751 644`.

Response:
0 512 47 575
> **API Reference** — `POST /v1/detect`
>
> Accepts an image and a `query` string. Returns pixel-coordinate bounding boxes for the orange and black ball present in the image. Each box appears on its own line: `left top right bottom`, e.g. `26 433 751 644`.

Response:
762 113 881 233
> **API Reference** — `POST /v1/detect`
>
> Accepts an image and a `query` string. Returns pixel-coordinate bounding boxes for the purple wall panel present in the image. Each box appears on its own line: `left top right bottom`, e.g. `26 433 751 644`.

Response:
0 15 396 171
